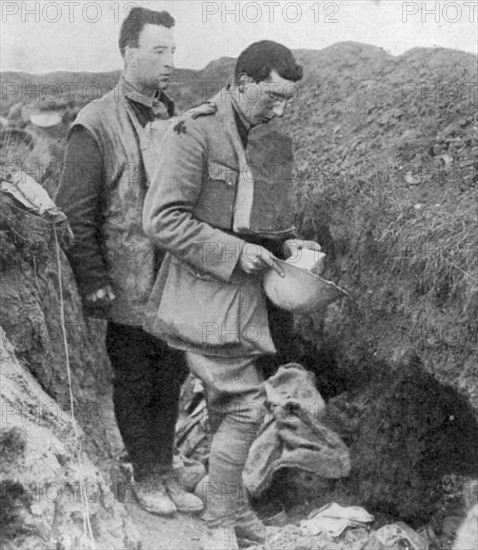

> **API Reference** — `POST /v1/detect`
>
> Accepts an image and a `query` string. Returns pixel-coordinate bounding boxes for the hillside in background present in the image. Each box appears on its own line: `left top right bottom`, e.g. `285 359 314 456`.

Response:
1 42 477 548
0 64 221 116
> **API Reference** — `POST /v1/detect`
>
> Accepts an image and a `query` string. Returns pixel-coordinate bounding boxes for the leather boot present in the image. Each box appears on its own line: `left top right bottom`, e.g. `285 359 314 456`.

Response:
235 505 266 546
135 476 177 516
202 522 239 550
162 473 204 513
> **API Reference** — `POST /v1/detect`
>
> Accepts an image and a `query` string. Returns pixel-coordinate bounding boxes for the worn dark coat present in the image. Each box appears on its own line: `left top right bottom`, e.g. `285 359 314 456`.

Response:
56 77 175 325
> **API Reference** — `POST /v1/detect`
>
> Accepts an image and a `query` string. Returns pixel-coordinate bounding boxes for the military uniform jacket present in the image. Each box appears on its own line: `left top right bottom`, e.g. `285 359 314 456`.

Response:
143 88 296 357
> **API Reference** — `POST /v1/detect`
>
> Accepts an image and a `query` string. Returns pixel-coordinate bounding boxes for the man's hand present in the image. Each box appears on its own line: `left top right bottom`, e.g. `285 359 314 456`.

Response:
85 285 116 305
282 239 321 259
239 244 285 277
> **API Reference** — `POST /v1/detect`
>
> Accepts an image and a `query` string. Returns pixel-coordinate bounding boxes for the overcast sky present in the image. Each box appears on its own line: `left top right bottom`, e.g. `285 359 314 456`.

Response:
1 0 477 73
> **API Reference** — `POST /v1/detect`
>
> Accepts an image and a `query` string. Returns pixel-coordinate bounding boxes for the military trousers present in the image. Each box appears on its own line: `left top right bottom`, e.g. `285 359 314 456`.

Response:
185 352 267 524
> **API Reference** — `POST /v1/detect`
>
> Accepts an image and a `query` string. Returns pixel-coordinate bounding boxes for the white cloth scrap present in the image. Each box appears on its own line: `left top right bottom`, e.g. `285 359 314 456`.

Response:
301 502 374 537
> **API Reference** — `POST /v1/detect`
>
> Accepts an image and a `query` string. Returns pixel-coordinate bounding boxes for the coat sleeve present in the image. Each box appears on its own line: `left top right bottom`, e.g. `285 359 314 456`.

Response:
143 120 246 283
54 125 110 296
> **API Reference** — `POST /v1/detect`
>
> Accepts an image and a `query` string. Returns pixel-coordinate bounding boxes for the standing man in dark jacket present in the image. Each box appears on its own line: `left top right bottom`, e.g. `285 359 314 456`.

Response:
55 6 203 517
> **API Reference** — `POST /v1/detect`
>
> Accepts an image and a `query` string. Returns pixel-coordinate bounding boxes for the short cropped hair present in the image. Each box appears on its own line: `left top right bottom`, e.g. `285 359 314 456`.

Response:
119 7 175 56
235 40 303 84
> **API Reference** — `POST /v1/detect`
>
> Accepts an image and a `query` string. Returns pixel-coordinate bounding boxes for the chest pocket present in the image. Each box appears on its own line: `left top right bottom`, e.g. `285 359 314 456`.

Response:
208 162 237 188
193 161 239 230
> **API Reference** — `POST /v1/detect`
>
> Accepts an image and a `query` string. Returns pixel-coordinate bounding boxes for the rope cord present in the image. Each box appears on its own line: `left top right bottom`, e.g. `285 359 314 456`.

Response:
53 225 96 550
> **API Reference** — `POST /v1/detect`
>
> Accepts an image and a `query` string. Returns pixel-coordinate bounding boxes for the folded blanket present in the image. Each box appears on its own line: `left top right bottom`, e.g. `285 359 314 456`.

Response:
243 364 350 497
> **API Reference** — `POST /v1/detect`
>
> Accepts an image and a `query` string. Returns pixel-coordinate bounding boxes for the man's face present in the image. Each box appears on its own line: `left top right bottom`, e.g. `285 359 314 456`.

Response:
125 24 175 91
238 70 299 126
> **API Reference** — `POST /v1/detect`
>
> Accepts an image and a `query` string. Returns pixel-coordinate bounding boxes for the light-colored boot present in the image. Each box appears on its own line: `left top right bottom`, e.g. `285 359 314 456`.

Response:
135 476 177 516
163 473 204 513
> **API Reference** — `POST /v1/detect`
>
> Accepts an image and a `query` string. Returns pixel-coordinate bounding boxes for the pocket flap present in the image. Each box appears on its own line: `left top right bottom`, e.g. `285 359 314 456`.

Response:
207 162 238 187
175 257 222 282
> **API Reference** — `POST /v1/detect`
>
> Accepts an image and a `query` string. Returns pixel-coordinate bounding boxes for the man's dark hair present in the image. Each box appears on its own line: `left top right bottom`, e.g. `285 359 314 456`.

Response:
235 40 303 83
119 7 175 56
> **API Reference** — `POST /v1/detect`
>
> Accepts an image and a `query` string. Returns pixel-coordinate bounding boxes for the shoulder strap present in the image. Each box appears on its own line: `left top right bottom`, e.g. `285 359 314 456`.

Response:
183 101 217 120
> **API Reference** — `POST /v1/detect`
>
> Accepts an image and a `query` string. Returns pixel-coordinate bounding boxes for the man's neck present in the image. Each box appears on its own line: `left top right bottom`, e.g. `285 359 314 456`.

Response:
123 74 157 99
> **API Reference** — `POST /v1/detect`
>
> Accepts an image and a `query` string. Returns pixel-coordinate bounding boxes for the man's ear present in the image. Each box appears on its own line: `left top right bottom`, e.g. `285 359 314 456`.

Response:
237 73 254 93
123 46 136 67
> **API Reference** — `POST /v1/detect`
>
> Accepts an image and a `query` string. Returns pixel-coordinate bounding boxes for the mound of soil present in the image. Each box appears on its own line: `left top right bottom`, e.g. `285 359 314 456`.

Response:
0 193 138 549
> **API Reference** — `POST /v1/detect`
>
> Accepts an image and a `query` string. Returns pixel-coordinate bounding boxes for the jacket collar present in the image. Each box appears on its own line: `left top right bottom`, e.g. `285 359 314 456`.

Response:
209 85 249 158
209 86 255 234
119 76 175 118
229 87 252 133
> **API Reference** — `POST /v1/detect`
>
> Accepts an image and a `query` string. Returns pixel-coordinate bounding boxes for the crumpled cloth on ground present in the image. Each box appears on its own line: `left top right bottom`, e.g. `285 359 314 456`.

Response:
243 364 350 497
363 522 429 550
301 503 374 537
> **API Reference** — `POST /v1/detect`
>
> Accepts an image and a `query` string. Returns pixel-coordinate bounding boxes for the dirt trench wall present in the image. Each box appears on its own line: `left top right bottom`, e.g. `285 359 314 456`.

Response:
291 182 478 523
0 195 138 549
0 194 116 454
285 45 478 523
0 333 140 550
